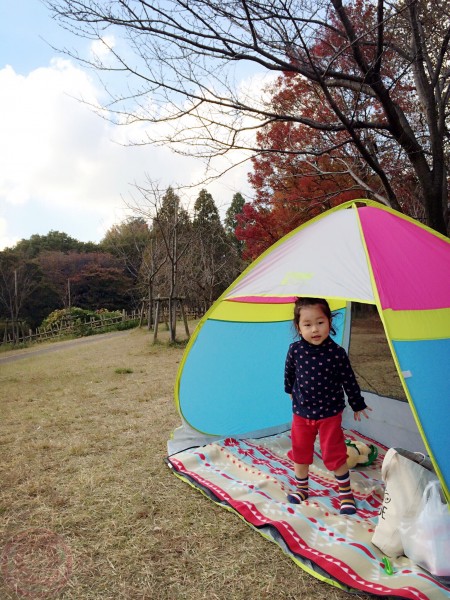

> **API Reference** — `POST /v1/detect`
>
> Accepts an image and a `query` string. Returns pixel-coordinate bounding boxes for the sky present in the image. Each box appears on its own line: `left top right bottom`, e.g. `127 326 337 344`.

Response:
0 1 265 250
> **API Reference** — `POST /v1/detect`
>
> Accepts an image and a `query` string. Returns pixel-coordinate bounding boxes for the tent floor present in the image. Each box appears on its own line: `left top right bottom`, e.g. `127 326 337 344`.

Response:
167 429 450 599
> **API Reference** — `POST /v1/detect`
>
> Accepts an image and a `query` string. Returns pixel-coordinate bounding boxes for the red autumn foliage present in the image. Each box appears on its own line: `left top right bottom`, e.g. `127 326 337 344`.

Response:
237 0 424 260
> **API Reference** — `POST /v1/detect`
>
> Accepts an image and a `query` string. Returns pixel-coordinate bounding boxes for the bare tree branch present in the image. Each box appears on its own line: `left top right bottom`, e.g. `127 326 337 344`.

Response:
45 0 450 233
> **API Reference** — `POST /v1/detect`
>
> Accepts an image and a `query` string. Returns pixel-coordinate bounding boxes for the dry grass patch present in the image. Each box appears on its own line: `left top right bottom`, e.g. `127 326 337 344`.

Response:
1 325 383 599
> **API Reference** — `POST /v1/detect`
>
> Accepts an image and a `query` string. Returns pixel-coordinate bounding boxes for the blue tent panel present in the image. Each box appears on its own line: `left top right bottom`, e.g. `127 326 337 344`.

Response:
179 319 292 435
179 309 346 436
393 338 450 489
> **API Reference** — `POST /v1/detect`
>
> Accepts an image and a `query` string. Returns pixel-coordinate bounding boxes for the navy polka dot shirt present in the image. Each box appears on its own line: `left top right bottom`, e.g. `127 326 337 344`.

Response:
284 336 367 419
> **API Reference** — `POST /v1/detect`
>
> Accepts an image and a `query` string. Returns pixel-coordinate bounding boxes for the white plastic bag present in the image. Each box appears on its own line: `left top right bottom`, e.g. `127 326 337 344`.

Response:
399 480 450 576
371 448 437 557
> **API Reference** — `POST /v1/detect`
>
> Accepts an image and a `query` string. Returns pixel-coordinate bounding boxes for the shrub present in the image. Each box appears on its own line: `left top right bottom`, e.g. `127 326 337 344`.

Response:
41 307 122 329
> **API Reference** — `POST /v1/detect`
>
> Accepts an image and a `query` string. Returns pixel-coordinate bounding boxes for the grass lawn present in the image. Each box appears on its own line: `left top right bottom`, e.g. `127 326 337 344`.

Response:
0 321 393 600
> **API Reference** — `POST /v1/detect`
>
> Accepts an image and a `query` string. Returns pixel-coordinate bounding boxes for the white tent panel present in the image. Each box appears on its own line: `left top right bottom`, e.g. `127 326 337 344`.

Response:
227 208 375 302
342 392 426 453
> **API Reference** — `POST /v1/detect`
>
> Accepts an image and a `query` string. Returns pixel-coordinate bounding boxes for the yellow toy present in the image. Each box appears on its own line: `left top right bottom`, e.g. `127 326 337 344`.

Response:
345 440 378 468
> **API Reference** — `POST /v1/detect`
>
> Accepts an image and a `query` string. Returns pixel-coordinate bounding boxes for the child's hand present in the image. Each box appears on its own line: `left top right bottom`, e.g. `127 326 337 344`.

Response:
354 406 372 421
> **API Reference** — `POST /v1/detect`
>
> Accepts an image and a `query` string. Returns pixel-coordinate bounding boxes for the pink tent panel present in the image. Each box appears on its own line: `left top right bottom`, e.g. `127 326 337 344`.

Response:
359 207 450 311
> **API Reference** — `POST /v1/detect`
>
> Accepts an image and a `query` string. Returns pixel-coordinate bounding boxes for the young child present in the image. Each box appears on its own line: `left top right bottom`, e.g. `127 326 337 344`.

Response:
284 297 371 515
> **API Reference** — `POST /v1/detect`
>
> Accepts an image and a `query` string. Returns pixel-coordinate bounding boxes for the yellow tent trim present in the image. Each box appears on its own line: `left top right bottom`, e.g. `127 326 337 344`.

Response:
383 308 450 340
210 298 347 323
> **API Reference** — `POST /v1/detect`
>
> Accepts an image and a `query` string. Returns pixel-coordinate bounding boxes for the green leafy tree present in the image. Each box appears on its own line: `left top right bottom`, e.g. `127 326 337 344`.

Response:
101 217 154 310
13 230 98 258
101 217 152 282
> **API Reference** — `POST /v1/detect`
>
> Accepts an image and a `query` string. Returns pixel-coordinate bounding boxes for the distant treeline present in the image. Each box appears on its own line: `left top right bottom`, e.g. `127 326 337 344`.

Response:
0 188 247 343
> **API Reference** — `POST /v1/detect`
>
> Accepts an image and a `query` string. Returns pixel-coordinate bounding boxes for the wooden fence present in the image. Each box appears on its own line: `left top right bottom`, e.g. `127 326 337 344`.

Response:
1 305 203 348
1 311 140 347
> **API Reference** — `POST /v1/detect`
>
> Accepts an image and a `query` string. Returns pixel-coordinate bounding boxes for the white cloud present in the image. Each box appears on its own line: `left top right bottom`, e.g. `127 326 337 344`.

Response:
0 56 263 250
0 217 19 250
90 35 116 61
0 60 110 207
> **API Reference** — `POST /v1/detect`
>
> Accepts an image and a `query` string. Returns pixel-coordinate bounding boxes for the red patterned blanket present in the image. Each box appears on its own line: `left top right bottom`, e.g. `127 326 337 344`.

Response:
168 430 450 599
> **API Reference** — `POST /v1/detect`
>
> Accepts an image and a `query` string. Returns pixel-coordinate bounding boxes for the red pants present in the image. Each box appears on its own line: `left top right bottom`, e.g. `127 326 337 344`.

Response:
290 413 347 471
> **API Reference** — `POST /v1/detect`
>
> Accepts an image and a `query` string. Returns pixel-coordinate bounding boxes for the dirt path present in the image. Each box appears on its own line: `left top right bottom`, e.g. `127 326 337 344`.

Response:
0 330 132 365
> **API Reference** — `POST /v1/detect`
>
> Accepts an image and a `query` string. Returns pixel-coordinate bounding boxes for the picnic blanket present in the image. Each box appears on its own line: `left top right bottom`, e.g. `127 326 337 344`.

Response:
167 429 450 599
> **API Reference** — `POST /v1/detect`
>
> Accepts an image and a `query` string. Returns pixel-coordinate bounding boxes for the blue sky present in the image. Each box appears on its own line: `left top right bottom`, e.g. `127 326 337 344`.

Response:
0 1 262 250
1 2 67 74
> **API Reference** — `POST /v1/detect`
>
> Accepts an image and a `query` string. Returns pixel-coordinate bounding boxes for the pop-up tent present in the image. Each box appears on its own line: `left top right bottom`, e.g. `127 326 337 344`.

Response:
171 199 450 501
167 200 450 598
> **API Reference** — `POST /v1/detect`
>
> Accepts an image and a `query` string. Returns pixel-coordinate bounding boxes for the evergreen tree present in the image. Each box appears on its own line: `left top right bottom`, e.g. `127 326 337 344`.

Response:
190 189 238 311
224 192 245 236
193 189 221 228
224 192 245 256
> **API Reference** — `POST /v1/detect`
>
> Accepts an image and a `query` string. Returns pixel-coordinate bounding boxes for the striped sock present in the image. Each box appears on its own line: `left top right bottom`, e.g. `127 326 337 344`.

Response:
335 471 356 515
287 476 309 504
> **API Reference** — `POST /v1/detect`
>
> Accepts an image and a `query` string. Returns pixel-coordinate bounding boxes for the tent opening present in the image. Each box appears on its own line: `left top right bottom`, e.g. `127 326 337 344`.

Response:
349 303 406 402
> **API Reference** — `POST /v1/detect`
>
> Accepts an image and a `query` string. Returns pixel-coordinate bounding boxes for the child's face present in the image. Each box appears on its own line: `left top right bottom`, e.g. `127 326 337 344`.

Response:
297 305 331 345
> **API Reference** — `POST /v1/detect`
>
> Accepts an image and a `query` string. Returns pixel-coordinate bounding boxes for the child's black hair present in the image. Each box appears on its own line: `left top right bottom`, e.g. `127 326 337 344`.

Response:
293 297 337 337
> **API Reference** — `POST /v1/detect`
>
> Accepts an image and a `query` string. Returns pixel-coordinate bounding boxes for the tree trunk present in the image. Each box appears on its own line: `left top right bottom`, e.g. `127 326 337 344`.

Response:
424 183 448 235
147 283 154 330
